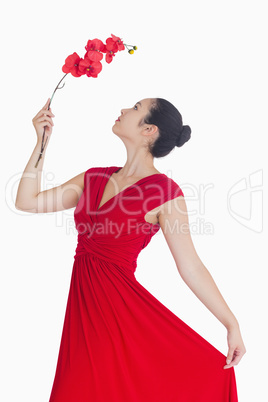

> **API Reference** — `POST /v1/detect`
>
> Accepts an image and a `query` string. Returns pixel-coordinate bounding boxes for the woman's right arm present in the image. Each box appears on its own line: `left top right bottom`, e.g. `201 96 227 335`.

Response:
15 98 86 213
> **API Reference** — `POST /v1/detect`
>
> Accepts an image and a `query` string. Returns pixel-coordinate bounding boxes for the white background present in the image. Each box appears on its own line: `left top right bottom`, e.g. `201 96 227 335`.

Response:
1 0 267 401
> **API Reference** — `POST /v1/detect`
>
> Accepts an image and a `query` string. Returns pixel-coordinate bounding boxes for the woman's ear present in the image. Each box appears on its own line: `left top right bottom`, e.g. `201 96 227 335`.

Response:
144 124 158 135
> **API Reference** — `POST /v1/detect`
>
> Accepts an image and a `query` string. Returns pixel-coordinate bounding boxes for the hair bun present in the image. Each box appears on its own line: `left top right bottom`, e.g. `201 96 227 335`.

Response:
176 125 191 147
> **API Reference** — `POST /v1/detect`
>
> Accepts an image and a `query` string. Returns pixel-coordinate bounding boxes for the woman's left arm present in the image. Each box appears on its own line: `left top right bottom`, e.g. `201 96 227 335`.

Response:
158 196 246 369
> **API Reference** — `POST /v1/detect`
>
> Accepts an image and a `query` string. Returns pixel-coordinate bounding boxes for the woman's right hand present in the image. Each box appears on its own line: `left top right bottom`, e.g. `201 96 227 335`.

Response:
32 98 55 143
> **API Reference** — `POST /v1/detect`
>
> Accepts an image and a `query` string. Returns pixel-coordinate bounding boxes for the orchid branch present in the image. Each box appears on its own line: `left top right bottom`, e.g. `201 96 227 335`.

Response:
34 34 137 168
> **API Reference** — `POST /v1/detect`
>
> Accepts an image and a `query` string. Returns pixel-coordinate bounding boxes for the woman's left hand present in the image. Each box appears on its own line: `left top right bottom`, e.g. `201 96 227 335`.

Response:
223 325 246 369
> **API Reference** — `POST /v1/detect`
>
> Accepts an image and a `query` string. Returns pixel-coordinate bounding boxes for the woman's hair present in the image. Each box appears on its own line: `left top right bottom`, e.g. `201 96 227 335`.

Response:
142 98 191 158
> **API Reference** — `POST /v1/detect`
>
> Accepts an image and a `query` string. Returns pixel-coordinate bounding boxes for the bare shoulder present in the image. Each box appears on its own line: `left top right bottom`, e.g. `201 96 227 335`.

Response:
63 170 87 192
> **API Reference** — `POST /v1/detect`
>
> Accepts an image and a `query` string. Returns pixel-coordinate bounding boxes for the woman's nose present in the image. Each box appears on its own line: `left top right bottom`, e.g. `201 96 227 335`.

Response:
121 108 129 114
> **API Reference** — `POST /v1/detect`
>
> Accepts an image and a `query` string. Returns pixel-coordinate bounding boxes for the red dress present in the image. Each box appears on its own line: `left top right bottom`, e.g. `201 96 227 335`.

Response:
49 166 238 401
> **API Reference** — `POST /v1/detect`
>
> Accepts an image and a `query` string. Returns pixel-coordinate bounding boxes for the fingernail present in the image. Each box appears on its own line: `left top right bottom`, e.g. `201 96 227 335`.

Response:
226 359 231 364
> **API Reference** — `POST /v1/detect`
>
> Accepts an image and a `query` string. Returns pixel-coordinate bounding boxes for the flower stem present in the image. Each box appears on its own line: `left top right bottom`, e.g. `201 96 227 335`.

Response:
34 73 69 168
123 43 135 49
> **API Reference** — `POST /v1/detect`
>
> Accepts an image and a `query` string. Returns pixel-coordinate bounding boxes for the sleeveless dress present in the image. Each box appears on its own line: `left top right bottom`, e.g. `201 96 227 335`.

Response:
48 166 238 402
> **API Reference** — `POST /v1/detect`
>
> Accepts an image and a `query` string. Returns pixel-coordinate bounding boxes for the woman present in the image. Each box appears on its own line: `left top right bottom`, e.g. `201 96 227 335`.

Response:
15 97 246 401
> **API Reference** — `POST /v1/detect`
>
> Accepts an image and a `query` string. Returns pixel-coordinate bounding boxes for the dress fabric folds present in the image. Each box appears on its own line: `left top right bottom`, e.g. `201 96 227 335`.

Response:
48 166 238 402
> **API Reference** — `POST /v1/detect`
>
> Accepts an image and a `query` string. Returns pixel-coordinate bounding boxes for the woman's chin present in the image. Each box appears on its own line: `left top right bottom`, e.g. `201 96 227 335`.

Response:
112 124 119 133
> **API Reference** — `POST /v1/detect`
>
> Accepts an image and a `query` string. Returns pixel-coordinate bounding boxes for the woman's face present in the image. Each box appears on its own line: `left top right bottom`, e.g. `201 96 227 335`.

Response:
112 98 157 143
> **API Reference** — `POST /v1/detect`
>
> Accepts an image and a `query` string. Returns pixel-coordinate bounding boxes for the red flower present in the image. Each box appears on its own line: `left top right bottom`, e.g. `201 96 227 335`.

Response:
111 34 125 51
104 38 119 64
78 57 102 78
35 34 136 168
85 39 105 62
62 52 83 77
